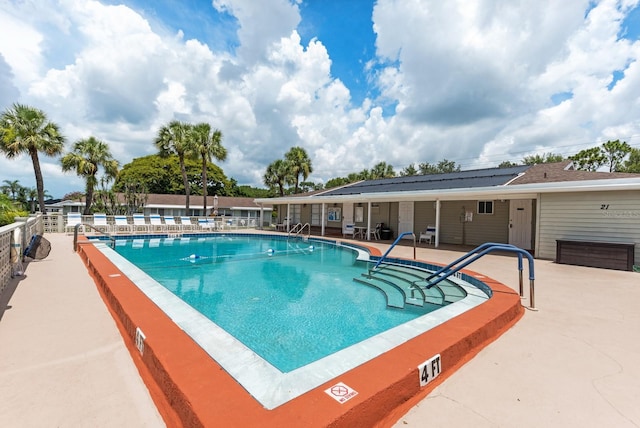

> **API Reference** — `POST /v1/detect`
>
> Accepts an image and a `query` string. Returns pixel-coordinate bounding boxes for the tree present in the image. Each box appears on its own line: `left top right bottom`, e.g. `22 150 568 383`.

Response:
1 179 23 201
569 147 606 171
263 159 290 196
191 123 227 214
622 148 640 173
522 153 564 165
114 154 231 196
0 103 65 213
600 139 632 172
61 136 119 214
400 164 418 176
419 159 460 174
284 146 313 193
498 161 520 168
369 161 395 179
155 121 193 211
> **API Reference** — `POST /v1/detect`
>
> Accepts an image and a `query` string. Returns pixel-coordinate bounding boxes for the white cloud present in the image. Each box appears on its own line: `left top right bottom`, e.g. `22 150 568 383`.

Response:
0 0 639 198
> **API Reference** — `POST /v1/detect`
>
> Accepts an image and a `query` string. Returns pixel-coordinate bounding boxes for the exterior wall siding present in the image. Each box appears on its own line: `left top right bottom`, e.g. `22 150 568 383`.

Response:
537 191 640 265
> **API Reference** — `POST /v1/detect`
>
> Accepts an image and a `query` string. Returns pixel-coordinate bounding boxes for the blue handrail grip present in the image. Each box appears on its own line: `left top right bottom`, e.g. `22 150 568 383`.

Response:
373 232 416 270
424 244 534 289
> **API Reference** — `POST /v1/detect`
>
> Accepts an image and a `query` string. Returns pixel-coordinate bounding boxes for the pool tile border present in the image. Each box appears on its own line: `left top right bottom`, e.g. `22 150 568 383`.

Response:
77 234 524 427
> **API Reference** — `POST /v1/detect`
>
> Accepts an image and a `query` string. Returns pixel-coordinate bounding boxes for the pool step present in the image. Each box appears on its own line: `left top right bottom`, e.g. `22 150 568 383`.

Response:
353 277 406 308
365 264 467 306
378 264 467 304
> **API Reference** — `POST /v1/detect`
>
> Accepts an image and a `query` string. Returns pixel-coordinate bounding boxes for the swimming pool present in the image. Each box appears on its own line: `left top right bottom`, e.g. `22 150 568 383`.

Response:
114 236 445 372
95 234 491 409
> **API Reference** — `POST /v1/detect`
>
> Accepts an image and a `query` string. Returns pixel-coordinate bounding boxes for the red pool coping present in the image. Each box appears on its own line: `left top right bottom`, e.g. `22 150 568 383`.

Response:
76 238 523 428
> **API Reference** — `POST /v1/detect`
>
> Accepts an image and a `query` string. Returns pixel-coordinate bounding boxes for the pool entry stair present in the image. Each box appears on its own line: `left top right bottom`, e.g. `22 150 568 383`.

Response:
354 262 466 309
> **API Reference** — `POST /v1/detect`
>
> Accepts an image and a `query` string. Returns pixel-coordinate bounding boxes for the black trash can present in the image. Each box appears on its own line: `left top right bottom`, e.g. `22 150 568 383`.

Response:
380 228 392 240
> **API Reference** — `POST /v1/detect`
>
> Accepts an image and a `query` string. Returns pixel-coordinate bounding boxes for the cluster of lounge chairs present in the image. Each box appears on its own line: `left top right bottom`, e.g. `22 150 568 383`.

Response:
64 213 233 234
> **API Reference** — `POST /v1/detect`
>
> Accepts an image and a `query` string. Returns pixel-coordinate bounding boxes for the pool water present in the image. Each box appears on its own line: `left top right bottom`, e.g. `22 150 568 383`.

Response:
115 236 439 372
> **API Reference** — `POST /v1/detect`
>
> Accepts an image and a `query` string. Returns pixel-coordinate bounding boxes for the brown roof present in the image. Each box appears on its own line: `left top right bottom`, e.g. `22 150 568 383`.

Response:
141 194 272 209
509 161 640 185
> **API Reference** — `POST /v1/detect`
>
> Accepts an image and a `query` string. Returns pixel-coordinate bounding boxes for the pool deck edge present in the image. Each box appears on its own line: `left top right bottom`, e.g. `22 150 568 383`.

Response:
76 237 524 428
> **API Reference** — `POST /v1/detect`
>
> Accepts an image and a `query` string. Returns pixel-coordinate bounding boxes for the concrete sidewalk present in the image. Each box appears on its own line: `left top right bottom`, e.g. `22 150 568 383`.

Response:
382 242 640 428
0 233 164 428
1 234 639 427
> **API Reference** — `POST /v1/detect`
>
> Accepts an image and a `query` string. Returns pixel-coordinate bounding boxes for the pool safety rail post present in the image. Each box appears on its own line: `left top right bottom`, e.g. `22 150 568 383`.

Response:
373 232 416 270
425 243 537 311
73 223 116 252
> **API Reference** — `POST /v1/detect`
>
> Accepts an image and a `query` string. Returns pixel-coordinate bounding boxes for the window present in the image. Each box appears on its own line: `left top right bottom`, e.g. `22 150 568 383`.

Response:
311 204 321 226
477 200 494 215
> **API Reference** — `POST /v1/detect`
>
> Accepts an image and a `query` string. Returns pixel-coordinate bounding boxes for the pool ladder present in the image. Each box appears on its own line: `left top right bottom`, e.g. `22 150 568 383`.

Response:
73 223 116 251
288 223 311 240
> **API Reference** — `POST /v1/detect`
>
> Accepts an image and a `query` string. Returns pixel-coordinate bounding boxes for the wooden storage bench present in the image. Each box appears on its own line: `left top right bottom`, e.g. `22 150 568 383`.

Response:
556 240 635 271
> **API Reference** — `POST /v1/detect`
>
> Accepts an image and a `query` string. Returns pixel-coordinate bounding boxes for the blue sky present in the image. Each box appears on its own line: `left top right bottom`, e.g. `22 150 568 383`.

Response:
1 0 640 198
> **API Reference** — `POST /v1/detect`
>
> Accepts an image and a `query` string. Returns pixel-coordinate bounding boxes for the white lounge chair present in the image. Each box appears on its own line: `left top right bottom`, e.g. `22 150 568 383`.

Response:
179 216 194 231
149 214 165 232
65 212 83 233
197 218 217 231
419 225 437 244
163 216 180 232
132 214 149 233
113 215 132 233
92 213 110 233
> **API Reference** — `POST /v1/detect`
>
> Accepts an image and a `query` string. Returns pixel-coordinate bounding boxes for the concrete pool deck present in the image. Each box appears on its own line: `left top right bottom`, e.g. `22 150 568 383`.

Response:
1 233 639 427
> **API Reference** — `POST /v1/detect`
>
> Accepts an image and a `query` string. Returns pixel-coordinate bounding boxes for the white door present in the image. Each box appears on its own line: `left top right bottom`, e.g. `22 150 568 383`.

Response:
509 199 532 249
342 203 354 225
397 201 414 239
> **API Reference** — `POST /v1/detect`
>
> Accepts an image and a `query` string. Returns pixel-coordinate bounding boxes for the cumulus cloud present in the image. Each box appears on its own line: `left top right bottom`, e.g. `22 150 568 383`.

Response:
0 0 639 197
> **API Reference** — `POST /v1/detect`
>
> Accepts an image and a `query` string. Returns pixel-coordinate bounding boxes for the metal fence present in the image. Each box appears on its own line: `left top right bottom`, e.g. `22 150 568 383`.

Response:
0 215 43 298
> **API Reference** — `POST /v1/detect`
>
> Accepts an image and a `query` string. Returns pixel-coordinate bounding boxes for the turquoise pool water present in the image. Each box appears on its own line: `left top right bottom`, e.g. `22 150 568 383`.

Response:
114 235 440 372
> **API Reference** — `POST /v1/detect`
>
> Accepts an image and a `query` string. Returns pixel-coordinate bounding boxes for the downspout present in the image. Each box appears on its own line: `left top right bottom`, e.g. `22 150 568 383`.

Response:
435 199 441 247
366 201 372 241
321 203 326 236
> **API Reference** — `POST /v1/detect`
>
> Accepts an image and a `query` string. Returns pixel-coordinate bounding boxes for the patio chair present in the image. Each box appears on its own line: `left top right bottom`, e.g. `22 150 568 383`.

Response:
179 216 194 231
65 212 83 234
113 215 132 233
197 218 216 231
368 223 382 240
163 216 180 232
132 213 149 233
342 223 355 238
149 214 166 232
92 213 111 233
419 225 436 244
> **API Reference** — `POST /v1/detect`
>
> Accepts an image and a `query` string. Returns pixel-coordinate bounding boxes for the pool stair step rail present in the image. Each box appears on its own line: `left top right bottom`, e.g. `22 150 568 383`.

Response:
374 263 466 305
73 222 116 251
372 232 417 271
287 223 311 240
354 261 469 309
423 242 537 310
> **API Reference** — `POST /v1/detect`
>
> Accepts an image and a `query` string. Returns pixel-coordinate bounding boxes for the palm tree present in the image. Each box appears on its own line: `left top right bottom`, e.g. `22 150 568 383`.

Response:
1 179 22 201
0 103 66 213
155 121 193 211
284 146 313 193
264 159 290 196
191 123 227 215
61 136 119 214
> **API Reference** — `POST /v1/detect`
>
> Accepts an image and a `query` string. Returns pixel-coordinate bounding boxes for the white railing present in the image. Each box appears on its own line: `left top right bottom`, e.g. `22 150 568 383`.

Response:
0 215 43 298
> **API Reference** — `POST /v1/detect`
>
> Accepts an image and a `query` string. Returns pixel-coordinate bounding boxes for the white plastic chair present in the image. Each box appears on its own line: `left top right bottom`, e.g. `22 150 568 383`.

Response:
65 212 83 233
419 225 436 244
179 216 194 231
164 216 180 232
149 214 165 232
342 223 355 238
92 213 110 233
113 215 132 233
132 214 149 233
368 223 382 240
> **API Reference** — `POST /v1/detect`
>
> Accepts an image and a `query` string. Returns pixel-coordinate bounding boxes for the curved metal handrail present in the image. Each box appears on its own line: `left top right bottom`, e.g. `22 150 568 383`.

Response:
423 243 536 310
373 232 416 270
288 223 311 239
73 223 116 252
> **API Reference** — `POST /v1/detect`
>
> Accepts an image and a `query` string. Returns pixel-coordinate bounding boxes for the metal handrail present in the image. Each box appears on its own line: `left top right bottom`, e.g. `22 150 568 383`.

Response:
423 243 536 310
288 223 311 239
373 232 416 270
73 223 116 252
